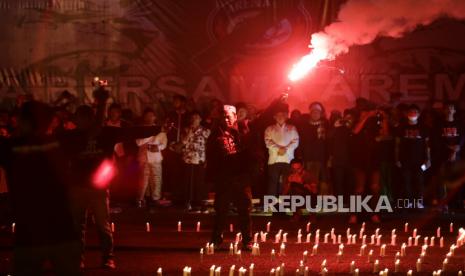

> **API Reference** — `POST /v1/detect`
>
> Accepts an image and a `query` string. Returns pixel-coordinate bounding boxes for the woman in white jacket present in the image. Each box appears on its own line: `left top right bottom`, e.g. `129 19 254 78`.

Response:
136 108 167 207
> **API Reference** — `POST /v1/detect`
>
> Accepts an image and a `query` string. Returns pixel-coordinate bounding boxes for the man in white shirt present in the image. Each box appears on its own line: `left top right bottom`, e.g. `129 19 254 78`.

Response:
264 104 299 196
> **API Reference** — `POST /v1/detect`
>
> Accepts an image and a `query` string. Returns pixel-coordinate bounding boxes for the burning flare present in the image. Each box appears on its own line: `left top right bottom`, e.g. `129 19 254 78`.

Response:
288 34 330 82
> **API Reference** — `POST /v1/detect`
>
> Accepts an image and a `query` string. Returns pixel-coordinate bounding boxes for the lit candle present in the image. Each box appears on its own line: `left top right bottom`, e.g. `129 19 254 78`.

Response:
230 223 234 233
420 252 425 262
253 232 259 243
407 270 413 276
391 234 396 246
280 263 285 275
375 228 380 237
214 267 221 276
249 264 254 276
312 244 318 255
347 234 351 245
331 228 335 239
404 223 408 233
316 233 320 245
266 222 271 232
270 268 275 275
458 271 463 276
297 233 302 244
200 248 204 262
337 234 341 244
279 243 285 256
303 250 308 262
275 233 280 243
376 235 382 246
437 227 441 238
416 258 422 272
347 228 351 239
299 260 304 272
306 222 311 232
392 229 396 236
421 244 428 255
395 252 400 259
368 249 373 263
352 234 356 244
238 267 246 276
371 234 375 245
236 249 242 260
321 267 328 276
210 265 216 276
414 235 420 246
321 259 326 271
424 237 428 246
373 259 379 273
413 228 417 238
177 221 182 232
233 243 238 254
430 236 435 247
111 222 115 233
229 265 235 276
380 244 386 256
146 222 151 232
11 222 15 233
306 233 311 243
442 258 448 271
408 237 412 247
450 244 456 256
282 232 288 243
261 232 267 242
360 244 366 256
339 244 344 254
324 233 329 243
209 243 215 254
236 233 242 243
183 266 192 276
362 235 367 245
271 249 275 259
395 259 400 272
196 221 201 232
336 251 342 262
440 237 444 248
354 268 359 276
450 222 453 233
304 266 309 276
350 261 355 273
401 243 406 256
229 243 234 255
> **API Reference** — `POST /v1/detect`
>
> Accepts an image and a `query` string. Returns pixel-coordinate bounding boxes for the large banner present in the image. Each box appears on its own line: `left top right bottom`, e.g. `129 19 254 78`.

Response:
0 0 464 114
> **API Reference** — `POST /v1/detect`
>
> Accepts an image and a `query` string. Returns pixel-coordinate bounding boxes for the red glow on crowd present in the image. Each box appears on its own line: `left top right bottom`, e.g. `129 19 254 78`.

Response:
92 159 116 189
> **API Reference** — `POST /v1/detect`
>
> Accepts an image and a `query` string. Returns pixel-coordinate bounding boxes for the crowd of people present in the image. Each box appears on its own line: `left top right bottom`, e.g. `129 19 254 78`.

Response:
0 86 465 274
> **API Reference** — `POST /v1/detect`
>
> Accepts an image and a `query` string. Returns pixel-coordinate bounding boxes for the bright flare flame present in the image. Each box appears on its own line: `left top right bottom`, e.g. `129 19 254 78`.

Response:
288 34 330 82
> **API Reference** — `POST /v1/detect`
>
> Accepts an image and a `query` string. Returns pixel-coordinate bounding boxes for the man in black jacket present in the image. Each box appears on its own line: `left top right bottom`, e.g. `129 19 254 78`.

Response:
208 105 252 250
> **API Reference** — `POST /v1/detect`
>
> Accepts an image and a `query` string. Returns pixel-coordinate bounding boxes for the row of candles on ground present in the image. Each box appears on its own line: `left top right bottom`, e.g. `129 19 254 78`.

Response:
174 259 465 276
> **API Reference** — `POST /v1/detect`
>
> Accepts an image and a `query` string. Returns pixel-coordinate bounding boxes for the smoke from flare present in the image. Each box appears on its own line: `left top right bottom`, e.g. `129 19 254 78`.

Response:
289 0 465 81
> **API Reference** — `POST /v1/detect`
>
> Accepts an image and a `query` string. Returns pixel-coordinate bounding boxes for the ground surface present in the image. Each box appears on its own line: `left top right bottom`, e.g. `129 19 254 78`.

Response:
1 208 465 275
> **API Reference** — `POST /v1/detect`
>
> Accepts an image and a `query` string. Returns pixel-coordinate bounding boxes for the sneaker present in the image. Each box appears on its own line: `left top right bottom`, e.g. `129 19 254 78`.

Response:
103 259 116 269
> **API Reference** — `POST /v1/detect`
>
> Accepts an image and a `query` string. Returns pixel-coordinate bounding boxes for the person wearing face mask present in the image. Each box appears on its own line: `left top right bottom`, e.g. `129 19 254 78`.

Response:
395 104 430 209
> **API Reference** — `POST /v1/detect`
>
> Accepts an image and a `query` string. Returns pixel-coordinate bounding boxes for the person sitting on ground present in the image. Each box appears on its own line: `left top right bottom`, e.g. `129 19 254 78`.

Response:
282 158 317 221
